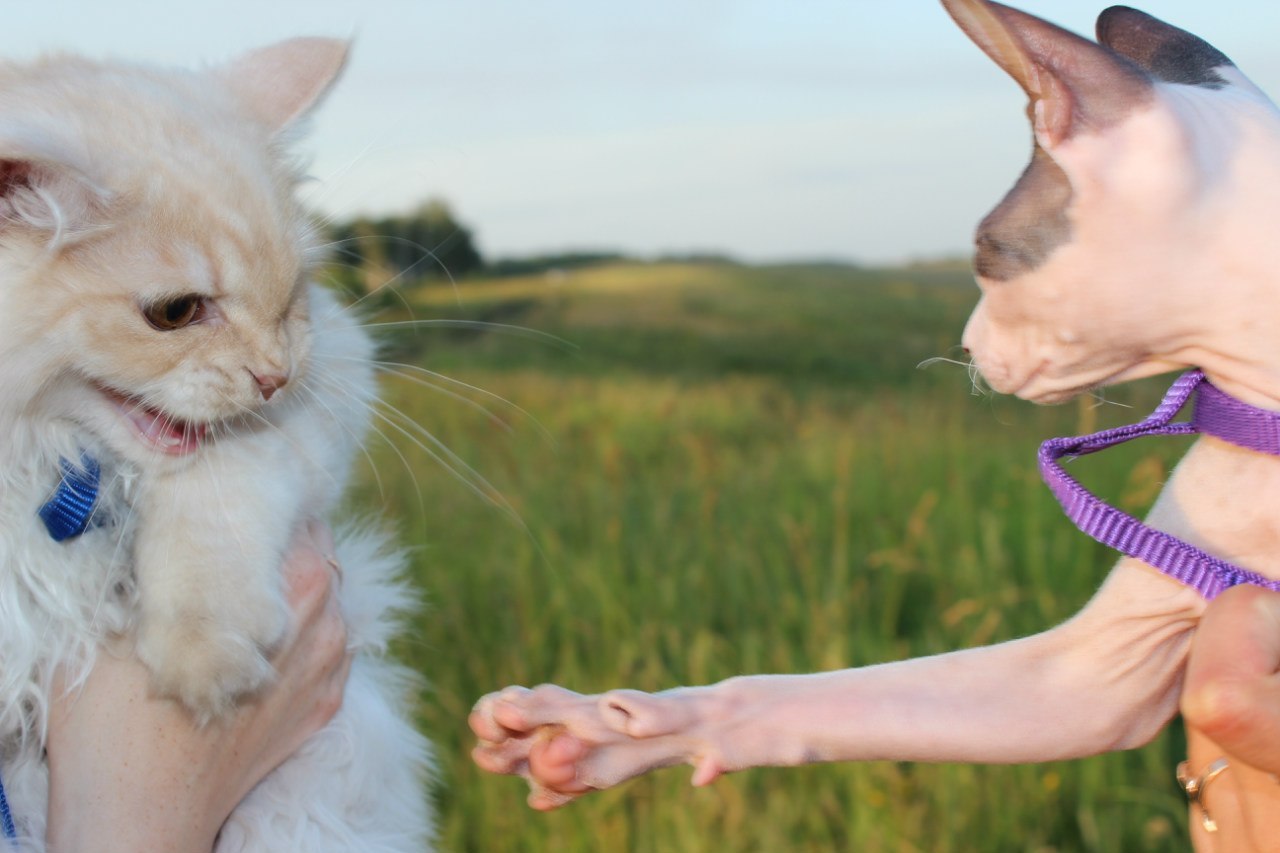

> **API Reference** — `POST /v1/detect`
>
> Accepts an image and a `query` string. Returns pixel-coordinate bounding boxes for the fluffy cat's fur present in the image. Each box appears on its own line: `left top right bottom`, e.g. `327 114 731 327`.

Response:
0 41 432 850
472 3 1280 850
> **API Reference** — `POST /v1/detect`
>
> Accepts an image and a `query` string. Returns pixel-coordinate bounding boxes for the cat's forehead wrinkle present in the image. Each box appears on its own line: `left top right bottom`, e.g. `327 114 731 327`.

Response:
154 242 218 297
1096 6 1233 90
139 150 306 299
973 143 1073 282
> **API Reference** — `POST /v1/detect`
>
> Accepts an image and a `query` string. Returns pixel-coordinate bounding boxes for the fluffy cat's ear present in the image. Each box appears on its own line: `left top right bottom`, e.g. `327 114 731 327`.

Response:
1096 7 1235 90
0 130 107 245
217 38 349 133
940 0 1152 147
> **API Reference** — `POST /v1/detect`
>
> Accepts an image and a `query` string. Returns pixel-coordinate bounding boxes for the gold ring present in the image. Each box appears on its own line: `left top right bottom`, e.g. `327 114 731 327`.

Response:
1177 757 1230 833
325 555 343 580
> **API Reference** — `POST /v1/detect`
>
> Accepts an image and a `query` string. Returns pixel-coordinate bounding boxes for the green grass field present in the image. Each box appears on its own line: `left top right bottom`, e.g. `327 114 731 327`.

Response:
348 260 1196 852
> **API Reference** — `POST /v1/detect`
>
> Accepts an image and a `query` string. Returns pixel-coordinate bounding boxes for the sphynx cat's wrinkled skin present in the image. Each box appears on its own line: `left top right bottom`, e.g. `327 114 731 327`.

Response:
472 3 1280 849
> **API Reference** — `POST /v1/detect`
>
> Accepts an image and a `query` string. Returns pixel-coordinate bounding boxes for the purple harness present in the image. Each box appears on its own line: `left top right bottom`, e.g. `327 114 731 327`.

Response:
1040 369 1280 599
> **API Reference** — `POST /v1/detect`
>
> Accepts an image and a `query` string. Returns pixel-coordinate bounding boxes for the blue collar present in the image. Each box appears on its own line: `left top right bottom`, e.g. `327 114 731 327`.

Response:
38 455 102 542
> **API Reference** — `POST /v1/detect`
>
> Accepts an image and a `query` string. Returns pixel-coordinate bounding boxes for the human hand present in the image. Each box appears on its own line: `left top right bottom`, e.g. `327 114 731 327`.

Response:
45 520 351 853
1182 584 1280 774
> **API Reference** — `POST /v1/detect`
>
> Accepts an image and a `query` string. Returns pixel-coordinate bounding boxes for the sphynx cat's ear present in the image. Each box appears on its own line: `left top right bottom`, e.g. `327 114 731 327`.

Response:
1096 7 1234 90
940 0 1152 148
217 38 349 133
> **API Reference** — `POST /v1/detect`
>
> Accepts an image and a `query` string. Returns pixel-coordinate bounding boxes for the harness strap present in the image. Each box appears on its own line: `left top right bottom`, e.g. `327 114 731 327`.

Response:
1039 370 1280 599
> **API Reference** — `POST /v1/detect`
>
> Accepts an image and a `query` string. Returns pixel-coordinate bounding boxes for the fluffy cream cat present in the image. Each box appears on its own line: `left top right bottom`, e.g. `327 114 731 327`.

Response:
0 40 432 850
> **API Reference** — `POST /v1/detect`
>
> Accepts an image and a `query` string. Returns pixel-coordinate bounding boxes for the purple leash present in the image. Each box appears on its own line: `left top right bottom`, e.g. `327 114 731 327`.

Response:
1040 369 1280 600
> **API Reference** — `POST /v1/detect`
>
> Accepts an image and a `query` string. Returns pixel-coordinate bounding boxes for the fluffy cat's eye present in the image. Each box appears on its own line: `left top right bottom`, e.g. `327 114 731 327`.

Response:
142 295 206 331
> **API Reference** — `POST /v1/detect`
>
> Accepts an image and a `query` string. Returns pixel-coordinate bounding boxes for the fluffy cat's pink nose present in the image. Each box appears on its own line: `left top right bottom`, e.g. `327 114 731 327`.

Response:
252 372 289 401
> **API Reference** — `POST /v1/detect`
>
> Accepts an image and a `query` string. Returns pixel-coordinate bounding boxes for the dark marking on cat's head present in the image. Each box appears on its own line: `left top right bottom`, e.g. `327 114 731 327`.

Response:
974 143 1073 281
1097 6 1233 89
942 0 1154 279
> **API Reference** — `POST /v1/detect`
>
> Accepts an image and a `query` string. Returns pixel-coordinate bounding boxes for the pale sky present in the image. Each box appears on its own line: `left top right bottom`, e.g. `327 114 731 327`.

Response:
9 2 1280 264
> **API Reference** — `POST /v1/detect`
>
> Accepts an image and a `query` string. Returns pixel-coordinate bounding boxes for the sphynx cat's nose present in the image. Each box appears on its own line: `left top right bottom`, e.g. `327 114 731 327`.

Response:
252 371 289 401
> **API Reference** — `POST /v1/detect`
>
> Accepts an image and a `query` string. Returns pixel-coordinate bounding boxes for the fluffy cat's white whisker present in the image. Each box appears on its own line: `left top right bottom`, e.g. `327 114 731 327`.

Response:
357 318 578 352
293 369 392 505
316 234 465 314
297 134 392 219
348 408 430 524
356 383 525 528
369 402 495 517
90 468 139 626
332 351 557 446
213 390 349 500
321 269 421 323
198 434 266 589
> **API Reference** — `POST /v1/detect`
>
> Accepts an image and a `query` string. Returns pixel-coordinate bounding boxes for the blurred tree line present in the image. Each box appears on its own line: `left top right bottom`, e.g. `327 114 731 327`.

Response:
323 197 632 300
322 196 737 303
324 198 483 298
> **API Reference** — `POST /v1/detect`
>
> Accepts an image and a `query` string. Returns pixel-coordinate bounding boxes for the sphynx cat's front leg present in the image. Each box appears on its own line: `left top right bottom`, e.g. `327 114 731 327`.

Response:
472 560 1204 808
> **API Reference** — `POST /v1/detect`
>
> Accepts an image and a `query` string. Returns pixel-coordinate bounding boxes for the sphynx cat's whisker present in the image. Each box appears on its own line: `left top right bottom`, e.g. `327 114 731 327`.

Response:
917 354 992 397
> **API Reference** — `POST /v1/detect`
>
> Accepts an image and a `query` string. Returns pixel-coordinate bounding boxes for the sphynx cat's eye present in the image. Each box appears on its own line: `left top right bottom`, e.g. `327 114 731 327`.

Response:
141 294 207 331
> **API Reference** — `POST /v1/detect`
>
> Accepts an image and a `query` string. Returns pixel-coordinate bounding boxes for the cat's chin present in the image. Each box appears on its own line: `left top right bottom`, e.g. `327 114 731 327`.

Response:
1015 360 1180 405
96 385 208 456
1017 371 1119 405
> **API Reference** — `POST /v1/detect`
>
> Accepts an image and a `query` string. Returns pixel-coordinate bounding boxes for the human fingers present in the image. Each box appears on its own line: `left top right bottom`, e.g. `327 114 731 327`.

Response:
1183 585 1280 772
239 521 350 766
282 520 340 617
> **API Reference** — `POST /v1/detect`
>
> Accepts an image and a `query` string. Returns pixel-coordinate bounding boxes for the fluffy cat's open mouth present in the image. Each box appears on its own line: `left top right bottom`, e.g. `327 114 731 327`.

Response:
98 386 208 456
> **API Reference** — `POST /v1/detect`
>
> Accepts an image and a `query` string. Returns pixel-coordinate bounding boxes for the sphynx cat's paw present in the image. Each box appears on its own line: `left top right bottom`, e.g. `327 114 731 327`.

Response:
471 683 733 809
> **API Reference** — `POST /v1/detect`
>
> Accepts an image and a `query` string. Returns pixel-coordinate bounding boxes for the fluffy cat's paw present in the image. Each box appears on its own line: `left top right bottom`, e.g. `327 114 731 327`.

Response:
136 596 289 722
